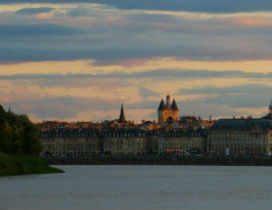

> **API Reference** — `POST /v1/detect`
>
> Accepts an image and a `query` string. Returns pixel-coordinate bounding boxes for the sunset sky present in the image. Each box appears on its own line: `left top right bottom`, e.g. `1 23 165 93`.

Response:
1 0 272 122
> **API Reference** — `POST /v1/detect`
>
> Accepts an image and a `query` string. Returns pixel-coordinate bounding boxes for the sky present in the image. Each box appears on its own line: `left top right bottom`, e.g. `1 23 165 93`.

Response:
1 0 272 122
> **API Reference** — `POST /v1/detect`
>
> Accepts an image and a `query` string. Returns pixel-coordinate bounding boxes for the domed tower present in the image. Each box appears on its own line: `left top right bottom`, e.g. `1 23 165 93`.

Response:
157 94 179 125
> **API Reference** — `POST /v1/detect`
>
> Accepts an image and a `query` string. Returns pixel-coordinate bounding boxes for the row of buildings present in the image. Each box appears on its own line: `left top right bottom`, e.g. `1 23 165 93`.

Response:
39 95 272 158
40 127 206 157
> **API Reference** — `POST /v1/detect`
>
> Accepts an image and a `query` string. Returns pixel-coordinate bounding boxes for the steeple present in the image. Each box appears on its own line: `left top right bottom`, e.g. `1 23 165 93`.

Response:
158 99 165 110
166 94 171 108
171 99 178 110
119 104 126 122
269 100 272 115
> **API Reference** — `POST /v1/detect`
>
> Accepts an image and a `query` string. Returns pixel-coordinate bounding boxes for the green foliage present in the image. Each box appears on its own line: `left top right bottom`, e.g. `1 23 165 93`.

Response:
0 120 12 153
0 105 42 156
0 106 63 176
0 152 63 176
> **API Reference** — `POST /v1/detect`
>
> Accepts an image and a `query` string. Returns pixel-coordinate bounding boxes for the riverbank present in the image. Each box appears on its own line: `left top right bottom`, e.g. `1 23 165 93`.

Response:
44 157 272 166
0 153 63 176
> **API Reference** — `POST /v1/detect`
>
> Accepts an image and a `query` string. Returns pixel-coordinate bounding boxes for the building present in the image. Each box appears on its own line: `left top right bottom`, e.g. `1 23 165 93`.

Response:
39 105 150 157
179 116 201 129
139 120 159 131
41 94 261 159
102 128 148 155
102 104 137 129
158 128 206 155
40 128 153 157
262 100 272 119
179 116 215 129
208 118 272 157
39 128 100 158
38 96 215 158
158 94 179 127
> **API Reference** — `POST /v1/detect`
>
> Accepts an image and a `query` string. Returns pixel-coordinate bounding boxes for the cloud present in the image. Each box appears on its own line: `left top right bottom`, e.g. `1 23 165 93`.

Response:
0 69 267 80
3 75 271 121
36 11 54 19
0 24 82 38
179 84 272 95
138 87 160 98
1 4 272 62
179 102 236 118
10 96 121 119
67 7 91 17
178 84 272 108
232 17 272 28
3 0 272 13
16 7 53 15
1 2 272 121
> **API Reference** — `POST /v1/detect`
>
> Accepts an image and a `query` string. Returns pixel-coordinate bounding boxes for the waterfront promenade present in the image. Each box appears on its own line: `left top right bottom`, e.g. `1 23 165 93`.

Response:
44 155 272 166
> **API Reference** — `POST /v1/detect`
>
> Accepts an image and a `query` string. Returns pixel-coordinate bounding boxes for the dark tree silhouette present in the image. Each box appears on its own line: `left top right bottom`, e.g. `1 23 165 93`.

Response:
0 105 42 156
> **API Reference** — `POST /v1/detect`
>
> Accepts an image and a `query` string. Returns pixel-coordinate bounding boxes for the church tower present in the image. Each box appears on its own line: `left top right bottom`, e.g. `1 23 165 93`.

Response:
118 104 126 122
157 94 179 125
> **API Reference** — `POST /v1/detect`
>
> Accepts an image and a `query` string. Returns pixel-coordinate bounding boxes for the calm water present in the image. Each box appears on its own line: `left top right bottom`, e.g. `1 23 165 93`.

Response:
1 165 272 210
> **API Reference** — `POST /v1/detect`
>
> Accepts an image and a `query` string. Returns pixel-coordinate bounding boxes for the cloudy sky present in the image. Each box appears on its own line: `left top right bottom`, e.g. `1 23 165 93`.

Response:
1 0 272 122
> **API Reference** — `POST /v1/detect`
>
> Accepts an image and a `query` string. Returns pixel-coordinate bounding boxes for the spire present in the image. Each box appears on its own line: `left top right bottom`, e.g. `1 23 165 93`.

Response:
119 104 126 122
171 99 178 110
158 99 165 110
269 99 272 115
166 94 171 108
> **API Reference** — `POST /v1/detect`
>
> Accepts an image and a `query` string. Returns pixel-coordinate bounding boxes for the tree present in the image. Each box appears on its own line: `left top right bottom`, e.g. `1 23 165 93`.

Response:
0 119 12 153
20 115 42 155
0 106 42 156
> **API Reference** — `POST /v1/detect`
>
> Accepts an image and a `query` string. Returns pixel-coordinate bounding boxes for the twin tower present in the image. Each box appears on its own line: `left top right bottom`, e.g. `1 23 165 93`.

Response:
157 94 179 125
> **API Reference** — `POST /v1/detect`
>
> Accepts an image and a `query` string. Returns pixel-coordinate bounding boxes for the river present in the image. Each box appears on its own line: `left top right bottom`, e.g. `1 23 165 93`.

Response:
1 165 272 210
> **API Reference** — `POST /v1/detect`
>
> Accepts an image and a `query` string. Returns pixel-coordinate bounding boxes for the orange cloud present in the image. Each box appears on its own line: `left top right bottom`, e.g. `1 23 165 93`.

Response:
234 106 267 116
232 17 272 28
2 58 272 77
96 58 149 66
36 11 54 19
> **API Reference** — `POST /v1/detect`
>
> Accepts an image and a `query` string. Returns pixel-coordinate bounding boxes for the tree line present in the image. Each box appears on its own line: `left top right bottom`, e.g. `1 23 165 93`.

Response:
0 105 42 156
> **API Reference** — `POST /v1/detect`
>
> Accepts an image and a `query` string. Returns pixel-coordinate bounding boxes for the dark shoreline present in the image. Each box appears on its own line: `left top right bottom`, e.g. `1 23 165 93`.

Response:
0 153 64 177
45 158 272 166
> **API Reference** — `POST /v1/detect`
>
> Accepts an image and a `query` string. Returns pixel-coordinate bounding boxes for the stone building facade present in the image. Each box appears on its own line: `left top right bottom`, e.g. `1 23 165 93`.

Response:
39 129 100 158
102 129 148 155
40 128 206 157
208 119 272 157
208 102 272 157
39 119 272 158
158 128 206 155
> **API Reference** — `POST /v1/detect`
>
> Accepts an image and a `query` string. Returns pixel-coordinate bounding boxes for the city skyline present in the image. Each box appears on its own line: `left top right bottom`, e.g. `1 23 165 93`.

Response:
22 94 272 124
3 2 272 210
1 1 272 122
